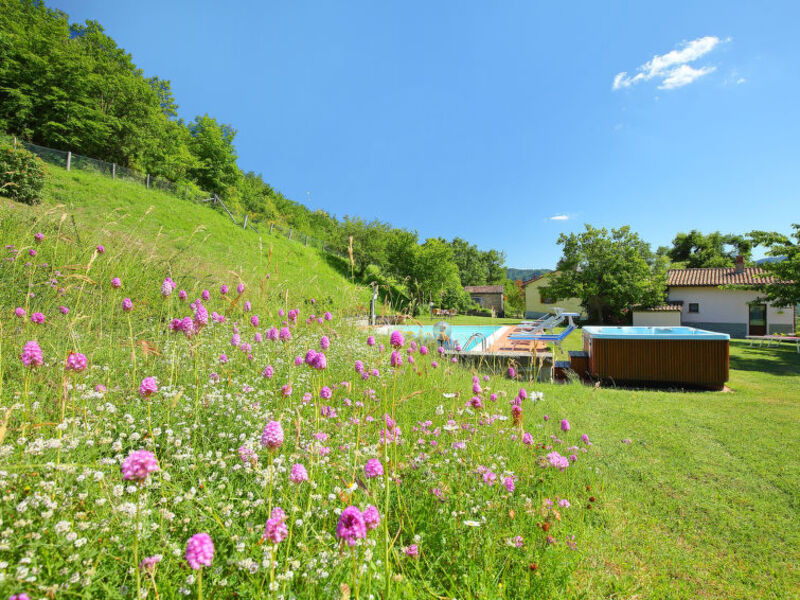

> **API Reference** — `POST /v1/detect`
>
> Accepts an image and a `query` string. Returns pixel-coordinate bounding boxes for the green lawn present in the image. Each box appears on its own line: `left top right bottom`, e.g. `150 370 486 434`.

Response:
539 340 800 599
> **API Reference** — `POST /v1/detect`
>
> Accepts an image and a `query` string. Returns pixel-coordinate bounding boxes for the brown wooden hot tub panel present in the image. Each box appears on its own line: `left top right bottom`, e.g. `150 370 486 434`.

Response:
587 337 729 389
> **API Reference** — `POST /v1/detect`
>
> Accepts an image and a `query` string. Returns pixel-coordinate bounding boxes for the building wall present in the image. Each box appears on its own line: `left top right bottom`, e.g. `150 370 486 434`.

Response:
632 311 682 327
523 275 586 319
667 287 795 337
469 293 504 314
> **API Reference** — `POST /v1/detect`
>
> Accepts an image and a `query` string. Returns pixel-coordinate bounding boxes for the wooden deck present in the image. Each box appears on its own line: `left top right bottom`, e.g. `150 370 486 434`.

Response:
487 325 548 354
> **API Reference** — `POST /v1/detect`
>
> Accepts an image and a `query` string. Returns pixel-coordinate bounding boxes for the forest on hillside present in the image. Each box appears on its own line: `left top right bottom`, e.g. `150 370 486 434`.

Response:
0 0 525 314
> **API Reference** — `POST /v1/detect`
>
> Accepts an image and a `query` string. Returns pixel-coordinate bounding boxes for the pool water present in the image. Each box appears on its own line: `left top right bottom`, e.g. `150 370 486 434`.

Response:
389 325 502 351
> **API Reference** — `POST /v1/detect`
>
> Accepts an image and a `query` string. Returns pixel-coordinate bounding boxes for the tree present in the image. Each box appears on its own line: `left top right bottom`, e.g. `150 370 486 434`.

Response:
542 225 667 323
748 224 800 307
667 230 751 268
504 279 525 317
187 114 239 195
407 239 463 315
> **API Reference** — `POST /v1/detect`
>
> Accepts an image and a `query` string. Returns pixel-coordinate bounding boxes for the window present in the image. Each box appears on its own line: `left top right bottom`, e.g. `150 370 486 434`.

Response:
688 303 699 313
539 292 555 304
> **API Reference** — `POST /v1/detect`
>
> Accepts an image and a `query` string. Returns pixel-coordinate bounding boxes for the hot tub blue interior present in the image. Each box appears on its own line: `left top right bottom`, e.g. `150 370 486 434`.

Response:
583 326 730 341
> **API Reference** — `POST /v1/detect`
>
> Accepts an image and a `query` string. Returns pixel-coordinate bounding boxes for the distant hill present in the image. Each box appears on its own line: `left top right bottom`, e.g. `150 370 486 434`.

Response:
507 268 551 282
755 256 786 264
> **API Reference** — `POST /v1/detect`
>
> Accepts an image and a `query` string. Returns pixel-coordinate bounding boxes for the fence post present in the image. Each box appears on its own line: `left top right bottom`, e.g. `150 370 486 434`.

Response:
304 234 308 246
269 223 274 234
243 215 248 229
112 163 116 179
288 229 293 241
66 151 71 171
146 174 150 189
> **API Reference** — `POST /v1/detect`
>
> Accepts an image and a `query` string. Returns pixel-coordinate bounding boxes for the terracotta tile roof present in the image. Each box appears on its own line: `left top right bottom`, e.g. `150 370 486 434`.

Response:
667 267 781 287
634 303 683 312
464 285 504 294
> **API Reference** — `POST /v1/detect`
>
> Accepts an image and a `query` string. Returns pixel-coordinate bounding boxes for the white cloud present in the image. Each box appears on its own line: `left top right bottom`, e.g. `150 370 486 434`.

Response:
613 36 723 91
658 64 716 89
550 214 569 221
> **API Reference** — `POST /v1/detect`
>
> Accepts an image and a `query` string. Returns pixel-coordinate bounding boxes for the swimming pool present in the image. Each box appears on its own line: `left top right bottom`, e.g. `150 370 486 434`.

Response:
381 325 502 352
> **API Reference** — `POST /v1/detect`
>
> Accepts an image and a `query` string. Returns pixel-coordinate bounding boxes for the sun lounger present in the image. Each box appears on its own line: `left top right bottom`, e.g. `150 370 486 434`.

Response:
747 334 800 353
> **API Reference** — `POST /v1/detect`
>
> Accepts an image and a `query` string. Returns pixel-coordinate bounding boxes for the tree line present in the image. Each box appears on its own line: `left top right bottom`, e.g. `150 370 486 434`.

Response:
0 0 519 314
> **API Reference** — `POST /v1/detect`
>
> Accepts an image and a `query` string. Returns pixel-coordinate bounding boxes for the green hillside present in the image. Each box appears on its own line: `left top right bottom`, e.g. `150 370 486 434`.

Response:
16 164 369 311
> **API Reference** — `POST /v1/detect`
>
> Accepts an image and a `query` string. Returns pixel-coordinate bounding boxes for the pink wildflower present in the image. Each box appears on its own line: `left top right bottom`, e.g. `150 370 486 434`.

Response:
185 533 214 570
139 555 162 572
546 451 570 471
279 327 291 341
336 506 367 546
362 505 381 530
390 330 405 348
111 277 121 288
121 450 159 481
20 341 43 367
30 312 44 324
405 544 419 557
261 421 284 449
367 335 376 346
220 284 228 295
139 376 158 398
65 352 87 372
14 307 25 318
263 509 288 544
122 297 133 311
290 463 309 484
262 365 274 379
561 419 571 432
364 458 384 478
96 244 105 253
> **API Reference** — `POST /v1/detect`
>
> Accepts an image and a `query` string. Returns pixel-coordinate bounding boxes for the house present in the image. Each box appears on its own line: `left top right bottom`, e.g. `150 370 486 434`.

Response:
635 257 795 337
521 272 586 319
464 285 504 316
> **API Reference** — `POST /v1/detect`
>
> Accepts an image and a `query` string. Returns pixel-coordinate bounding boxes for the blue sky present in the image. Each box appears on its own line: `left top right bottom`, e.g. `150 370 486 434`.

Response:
54 1 799 268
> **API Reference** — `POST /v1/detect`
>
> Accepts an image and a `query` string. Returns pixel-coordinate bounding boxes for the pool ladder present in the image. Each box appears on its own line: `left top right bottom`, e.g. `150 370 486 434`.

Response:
464 332 488 352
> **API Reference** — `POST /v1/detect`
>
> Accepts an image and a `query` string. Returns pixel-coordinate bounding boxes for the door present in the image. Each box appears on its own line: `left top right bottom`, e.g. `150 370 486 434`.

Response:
748 303 767 336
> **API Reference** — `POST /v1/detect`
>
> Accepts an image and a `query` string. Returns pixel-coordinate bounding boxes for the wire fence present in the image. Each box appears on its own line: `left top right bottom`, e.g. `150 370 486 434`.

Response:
19 140 346 260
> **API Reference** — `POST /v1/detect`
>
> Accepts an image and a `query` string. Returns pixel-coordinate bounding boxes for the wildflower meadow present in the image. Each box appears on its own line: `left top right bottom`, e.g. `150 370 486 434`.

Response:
0 202 597 599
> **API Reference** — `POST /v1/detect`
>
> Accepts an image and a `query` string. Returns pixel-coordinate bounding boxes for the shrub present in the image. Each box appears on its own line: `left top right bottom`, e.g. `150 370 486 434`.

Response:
0 141 46 205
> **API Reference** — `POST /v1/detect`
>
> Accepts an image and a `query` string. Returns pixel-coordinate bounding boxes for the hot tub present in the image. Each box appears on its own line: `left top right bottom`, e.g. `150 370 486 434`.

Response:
582 326 730 390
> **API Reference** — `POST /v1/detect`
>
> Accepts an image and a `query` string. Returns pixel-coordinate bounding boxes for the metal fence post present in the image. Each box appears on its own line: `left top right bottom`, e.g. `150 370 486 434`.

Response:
269 223 274 234
304 234 309 246
146 174 150 189
243 215 248 229
288 229 293 240
112 163 116 179
66 151 71 171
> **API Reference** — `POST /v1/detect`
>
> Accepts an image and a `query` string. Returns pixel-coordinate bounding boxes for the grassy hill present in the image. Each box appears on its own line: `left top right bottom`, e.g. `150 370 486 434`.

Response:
30 165 369 311
0 167 798 599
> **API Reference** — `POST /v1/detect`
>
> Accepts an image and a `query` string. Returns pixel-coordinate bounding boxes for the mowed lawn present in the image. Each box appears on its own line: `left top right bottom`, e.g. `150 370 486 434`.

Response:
540 340 799 599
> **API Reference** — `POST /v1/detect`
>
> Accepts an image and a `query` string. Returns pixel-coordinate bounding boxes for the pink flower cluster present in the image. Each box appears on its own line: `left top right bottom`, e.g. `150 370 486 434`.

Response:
185 533 214 569
261 421 284 449
121 450 159 481
263 507 289 544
